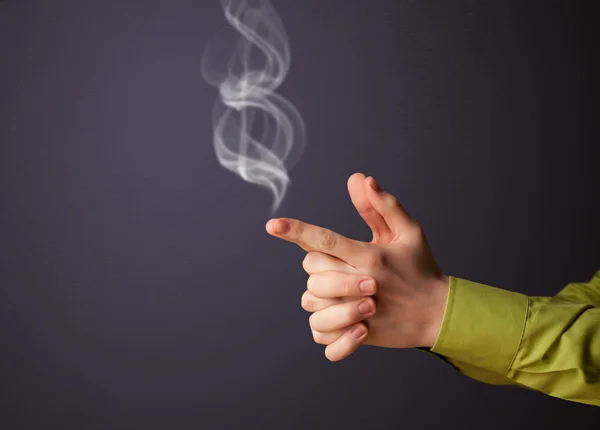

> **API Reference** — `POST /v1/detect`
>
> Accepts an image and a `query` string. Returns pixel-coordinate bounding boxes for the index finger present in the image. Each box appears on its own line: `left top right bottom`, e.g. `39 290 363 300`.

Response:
266 218 365 264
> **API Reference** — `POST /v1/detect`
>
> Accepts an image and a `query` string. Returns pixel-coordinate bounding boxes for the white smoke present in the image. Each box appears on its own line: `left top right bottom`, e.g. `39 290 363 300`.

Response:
201 0 306 215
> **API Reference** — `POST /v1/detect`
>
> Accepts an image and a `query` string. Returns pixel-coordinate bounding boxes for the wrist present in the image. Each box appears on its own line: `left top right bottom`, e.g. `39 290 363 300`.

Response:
420 274 450 348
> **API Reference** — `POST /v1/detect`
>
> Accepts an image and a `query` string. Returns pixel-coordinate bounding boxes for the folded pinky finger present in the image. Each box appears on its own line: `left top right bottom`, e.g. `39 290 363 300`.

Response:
324 322 368 362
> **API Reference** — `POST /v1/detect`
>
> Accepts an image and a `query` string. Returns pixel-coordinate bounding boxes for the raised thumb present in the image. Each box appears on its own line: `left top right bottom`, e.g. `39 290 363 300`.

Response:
347 172 391 242
365 176 414 237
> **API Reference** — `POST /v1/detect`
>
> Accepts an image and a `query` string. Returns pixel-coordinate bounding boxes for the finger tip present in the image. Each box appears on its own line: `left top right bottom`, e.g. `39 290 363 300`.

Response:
353 322 369 338
348 172 365 182
325 349 340 363
272 218 291 235
348 172 366 188
266 219 282 235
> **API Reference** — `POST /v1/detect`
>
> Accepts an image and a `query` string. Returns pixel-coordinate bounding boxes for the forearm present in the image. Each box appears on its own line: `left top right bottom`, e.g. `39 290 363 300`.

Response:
428 276 600 406
505 297 600 405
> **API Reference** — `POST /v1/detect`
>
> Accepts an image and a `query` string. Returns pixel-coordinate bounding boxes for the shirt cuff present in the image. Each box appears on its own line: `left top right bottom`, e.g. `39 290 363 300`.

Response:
430 276 530 375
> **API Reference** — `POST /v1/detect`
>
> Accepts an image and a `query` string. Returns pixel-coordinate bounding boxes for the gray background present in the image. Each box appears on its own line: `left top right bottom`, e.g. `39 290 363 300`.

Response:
1 0 598 429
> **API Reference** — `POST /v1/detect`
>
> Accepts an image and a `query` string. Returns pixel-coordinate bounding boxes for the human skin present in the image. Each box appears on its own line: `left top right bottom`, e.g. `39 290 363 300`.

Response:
265 173 450 362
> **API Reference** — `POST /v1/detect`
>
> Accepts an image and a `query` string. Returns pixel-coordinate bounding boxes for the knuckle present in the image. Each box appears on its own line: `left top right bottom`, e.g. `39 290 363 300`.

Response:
404 222 425 244
341 275 354 296
301 291 311 311
306 275 316 293
302 254 310 272
406 218 422 233
309 313 319 330
302 252 316 272
414 223 426 238
318 230 337 250
312 330 328 345
307 273 327 296
362 248 383 271
289 220 302 238
383 192 399 208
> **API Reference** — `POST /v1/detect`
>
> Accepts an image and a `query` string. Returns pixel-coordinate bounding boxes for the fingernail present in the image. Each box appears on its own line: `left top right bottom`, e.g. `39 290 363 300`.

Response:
359 279 375 293
369 177 381 192
352 324 366 338
358 299 374 314
275 220 290 234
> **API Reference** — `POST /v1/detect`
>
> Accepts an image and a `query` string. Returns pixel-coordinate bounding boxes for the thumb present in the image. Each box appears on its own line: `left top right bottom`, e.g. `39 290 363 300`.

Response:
347 172 392 242
365 176 414 238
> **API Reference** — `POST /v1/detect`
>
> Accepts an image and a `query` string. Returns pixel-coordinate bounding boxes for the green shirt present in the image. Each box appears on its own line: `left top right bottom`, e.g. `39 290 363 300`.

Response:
419 270 600 407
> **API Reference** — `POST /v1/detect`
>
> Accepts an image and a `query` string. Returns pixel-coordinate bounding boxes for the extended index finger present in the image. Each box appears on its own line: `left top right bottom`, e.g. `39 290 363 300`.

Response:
266 218 365 264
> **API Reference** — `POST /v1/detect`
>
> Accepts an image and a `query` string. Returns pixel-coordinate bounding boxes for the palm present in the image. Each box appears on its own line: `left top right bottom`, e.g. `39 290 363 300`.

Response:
348 173 432 347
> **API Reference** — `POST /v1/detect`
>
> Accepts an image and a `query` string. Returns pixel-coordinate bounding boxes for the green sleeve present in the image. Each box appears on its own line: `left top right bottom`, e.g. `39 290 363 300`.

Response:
425 271 600 407
554 270 600 307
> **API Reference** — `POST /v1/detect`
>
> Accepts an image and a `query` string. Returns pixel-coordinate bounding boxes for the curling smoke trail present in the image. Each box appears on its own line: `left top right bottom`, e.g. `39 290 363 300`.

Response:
201 0 306 215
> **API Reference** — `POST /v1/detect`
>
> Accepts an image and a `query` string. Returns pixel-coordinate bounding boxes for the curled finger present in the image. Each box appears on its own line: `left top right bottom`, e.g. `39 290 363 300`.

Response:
302 251 360 275
309 297 376 332
325 323 368 362
311 327 347 345
302 290 356 312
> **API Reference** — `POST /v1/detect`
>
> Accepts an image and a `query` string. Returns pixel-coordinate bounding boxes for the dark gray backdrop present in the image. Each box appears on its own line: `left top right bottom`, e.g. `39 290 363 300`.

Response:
1 1 598 429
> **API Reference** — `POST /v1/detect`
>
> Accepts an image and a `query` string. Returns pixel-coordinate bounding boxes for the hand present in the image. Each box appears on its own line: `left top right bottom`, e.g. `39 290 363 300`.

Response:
266 173 449 361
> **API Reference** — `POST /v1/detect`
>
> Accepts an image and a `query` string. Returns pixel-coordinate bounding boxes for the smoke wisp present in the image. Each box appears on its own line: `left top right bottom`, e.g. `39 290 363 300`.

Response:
201 0 306 215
